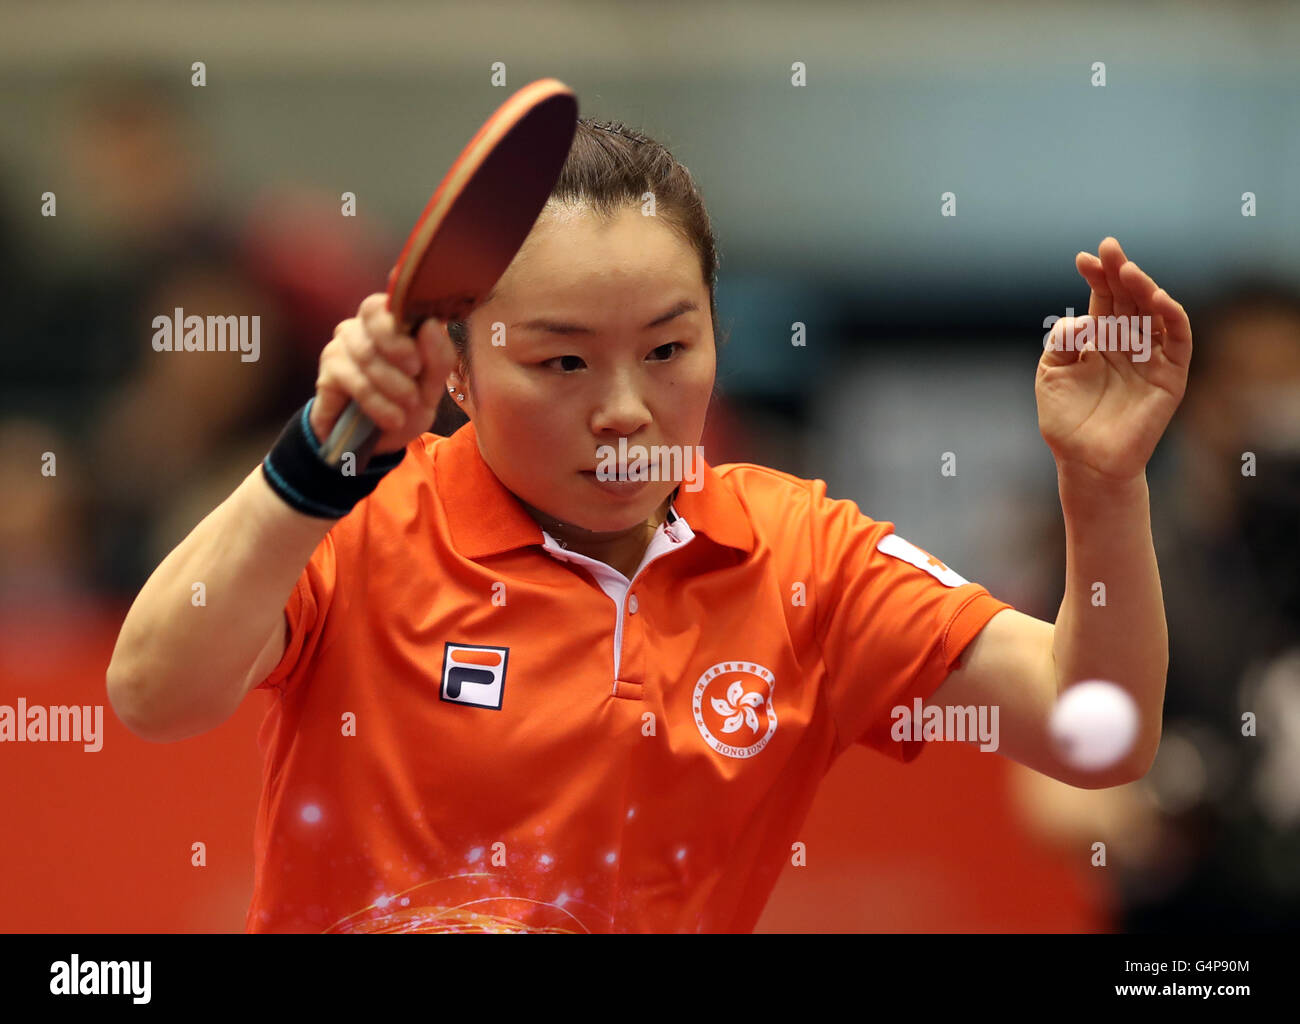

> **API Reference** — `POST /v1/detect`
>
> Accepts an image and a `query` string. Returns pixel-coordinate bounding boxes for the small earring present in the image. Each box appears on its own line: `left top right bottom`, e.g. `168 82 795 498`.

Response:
456 394 465 402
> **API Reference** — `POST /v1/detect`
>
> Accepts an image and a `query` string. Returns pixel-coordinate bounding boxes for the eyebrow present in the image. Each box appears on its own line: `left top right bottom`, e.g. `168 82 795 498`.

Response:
510 299 699 335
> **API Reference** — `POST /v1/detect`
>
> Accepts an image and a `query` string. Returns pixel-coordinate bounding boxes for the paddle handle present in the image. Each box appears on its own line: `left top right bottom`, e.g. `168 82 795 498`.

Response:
319 401 380 471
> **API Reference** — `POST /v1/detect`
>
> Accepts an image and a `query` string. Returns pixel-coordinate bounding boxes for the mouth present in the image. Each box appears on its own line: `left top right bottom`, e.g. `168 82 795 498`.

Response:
579 470 651 498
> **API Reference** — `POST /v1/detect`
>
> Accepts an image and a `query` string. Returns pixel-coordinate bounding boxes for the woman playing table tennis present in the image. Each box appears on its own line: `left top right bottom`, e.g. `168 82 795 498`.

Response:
107 118 1192 933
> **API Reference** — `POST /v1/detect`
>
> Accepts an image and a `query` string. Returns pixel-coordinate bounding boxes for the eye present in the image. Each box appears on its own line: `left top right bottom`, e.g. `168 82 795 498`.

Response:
540 355 587 372
648 342 683 361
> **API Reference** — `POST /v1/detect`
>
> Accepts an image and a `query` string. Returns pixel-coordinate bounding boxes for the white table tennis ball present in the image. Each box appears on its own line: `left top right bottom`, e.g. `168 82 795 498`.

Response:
1049 680 1140 772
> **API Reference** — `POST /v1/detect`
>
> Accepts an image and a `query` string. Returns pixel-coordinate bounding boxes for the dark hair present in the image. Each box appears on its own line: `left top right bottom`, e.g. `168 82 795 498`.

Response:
432 117 725 434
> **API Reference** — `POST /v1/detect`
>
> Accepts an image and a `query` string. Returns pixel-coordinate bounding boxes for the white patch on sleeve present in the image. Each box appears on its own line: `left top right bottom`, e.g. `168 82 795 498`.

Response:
876 533 970 587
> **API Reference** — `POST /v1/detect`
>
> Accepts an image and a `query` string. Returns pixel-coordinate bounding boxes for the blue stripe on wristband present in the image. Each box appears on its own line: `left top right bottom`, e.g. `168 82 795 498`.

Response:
261 399 408 519
260 455 355 519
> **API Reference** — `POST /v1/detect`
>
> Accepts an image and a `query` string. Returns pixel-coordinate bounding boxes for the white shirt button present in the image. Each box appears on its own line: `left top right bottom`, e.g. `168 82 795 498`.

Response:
628 594 639 614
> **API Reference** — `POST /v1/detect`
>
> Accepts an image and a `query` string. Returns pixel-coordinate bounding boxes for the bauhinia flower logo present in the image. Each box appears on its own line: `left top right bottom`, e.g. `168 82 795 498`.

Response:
692 662 777 759
712 680 765 735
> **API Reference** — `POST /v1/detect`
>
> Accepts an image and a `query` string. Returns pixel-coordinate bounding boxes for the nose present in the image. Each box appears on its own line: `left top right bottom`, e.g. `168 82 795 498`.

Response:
590 369 652 437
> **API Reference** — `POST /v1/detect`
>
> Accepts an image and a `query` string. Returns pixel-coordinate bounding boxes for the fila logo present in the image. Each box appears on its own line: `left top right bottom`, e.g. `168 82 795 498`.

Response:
440 643 509 710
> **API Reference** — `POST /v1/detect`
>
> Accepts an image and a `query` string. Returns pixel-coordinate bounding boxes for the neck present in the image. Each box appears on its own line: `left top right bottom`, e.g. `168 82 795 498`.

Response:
522 494 674 575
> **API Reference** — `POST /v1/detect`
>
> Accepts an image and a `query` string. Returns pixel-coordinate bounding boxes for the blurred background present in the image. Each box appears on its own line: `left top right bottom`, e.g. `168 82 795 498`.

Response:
2 0 1298 932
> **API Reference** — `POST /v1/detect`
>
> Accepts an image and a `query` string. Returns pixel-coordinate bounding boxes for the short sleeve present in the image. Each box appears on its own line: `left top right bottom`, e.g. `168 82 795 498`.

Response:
807 480 1013 763
254 531 339 699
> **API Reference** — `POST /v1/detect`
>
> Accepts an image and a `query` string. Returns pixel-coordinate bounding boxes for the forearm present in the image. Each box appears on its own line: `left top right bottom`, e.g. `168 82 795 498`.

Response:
1052 465 1168 771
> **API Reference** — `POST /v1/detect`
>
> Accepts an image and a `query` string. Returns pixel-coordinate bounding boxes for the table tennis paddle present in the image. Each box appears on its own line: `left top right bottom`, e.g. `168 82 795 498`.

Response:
318 78 579 470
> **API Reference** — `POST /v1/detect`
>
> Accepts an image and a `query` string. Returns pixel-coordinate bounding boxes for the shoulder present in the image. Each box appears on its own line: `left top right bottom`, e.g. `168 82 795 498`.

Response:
375 430 451 505
707 460 891 545
388 429 454 481
711 460 819 502
710 461 813 528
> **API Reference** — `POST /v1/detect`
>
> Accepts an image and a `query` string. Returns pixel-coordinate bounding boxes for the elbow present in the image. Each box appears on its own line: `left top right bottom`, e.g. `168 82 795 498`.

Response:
1053 732 1161 791
106 664 208 744
1077 738 1161 790
1125 735 1162 786
1129 680 1166 783
106 664 170 742
1106 675 1166 787
106 633 157 740
106 666 153 741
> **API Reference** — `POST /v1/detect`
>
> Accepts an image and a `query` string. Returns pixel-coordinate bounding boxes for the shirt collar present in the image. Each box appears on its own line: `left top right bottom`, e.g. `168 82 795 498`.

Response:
435 420 754 560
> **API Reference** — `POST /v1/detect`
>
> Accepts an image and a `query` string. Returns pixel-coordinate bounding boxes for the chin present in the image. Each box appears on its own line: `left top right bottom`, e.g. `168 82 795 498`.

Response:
562 506 655 535
557 481 671 534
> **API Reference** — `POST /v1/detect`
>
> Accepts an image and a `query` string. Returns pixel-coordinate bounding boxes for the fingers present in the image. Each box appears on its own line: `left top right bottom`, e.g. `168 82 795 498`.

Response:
1044 315 1106 362
1042 315 1092 368
1075 251 1112 318
414 319 458 408
358 300 422 378
1042 313 1144 384
1112 253 1192 366
1098 237 1138 318
412 322 441 409
1077 241 1190 367
317 347 413 432
1117 261 1168 338
313 294 439 439
308 382 348 443
1149 287 1193 368
357 292 387 315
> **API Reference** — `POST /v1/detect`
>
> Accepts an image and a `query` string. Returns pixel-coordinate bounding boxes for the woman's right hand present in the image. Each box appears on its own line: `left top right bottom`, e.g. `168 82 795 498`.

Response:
309 293 459 456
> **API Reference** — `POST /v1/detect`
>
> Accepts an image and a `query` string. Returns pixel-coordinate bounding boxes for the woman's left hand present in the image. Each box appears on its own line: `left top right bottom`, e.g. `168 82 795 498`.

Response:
1036 236 1193 485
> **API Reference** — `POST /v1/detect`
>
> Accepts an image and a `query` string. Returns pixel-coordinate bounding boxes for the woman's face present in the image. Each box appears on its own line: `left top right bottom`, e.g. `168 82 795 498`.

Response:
455 202 716 535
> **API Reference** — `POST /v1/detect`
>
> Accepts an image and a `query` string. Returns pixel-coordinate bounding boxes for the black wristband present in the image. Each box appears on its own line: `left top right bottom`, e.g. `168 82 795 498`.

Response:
261 399 407 519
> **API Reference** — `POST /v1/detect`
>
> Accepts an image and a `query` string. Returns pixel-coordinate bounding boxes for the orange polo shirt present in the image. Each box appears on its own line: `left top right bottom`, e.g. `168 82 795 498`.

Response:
247 421 1013 933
